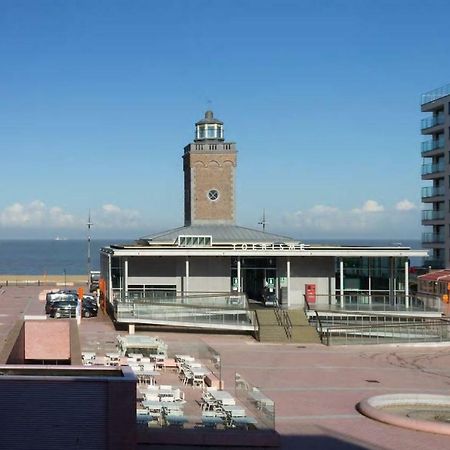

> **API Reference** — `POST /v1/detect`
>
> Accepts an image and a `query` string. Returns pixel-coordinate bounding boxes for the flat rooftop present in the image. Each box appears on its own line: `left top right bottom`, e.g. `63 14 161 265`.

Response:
1 284 450 449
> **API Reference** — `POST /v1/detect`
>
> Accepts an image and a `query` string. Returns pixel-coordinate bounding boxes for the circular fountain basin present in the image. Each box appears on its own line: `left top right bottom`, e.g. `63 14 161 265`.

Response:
357 394 450 435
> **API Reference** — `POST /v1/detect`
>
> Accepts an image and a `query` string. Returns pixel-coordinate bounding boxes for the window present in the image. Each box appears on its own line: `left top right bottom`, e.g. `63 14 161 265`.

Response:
207 189 219 201
177 235 212 247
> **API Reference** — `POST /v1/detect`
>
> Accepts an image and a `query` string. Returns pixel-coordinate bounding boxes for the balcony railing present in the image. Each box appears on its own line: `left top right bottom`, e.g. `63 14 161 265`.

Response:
422 233 445 243
421 162 445 175
421 210 445 221
421 137 445 153
423 258 445 269
421 115 445 130
421 186 445 198
421 83 450 105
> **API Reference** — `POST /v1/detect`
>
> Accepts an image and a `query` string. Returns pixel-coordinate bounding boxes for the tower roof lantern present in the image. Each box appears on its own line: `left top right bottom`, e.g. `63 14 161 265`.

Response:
195 110 224 141
195 110 223 126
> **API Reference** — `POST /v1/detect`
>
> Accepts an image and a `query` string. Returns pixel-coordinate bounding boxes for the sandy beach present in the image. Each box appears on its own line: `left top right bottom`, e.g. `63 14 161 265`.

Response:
0 274 88 286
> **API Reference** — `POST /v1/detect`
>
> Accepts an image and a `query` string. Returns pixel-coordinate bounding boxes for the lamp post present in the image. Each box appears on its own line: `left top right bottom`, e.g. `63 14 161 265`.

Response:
87 210 93 286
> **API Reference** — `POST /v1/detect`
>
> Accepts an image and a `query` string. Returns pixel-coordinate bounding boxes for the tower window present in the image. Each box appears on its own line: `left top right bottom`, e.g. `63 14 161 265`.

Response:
207 189 219 201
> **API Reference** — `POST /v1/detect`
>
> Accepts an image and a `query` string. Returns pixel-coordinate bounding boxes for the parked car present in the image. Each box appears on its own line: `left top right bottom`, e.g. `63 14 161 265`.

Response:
89 271 101 292
45 292 77 314
49 299 78 318
48 298 98 319
82 297 98 318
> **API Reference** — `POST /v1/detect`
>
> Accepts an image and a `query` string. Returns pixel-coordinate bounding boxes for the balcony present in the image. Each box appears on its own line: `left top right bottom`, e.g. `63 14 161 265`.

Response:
423 258 445 269
421 186 445 199
421 83 450 106
421 137 445 155
422 233 445 244
422 210 445 221
421 115 445 131
421 161 445 176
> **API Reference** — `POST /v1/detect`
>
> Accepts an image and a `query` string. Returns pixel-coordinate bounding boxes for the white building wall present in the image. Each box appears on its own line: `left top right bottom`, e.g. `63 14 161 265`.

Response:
125 256 230 293
127 256 184 291
278 256 335 308
188 257 231 292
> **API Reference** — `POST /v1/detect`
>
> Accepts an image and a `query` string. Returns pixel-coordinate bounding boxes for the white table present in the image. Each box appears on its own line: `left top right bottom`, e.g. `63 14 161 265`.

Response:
222 405 246 417
211 390 236 406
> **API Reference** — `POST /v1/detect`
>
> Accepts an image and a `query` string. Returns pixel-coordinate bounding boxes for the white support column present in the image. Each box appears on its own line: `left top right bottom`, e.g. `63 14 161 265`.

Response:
287 258 291 308
339 258 344 309
108 254 113 304
405 259 409 309
237 258 241 292
124 257 128 299
368 275 372 305
185 257 190 294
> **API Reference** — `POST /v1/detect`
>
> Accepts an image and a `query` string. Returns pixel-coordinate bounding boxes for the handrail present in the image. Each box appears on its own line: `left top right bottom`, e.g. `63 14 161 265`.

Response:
312 310 324 343
281 310 293 340
274 306 292 339
322 318 450 346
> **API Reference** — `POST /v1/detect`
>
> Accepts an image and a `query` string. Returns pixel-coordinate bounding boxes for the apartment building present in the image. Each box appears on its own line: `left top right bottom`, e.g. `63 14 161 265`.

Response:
421 83 450 268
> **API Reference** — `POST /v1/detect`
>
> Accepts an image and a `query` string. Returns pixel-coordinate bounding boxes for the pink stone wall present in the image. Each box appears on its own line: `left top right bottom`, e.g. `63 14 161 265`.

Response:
24 321 70 360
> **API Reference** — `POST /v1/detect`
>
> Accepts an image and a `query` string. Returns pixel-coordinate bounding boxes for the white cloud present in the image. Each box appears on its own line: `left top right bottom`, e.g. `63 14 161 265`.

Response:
282 199 419 237
352 200 384 213
395 199 416 211
96 203 141 229
0 201 143 232
0 201 80 228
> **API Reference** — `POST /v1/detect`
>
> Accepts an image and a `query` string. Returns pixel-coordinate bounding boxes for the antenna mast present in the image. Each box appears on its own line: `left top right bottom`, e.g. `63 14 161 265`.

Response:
258 209 267 232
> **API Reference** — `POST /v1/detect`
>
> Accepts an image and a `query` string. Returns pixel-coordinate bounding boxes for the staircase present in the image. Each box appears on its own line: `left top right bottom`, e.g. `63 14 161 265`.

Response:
255 309 321 344
256 309 289 343
288 310 321 344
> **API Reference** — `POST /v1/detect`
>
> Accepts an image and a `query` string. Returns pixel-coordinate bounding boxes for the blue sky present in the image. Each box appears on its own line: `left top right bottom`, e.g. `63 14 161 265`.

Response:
0 0 449 240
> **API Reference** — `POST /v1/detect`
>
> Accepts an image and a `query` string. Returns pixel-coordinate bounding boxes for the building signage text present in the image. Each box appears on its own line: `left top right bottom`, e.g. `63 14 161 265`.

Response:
231 243 306 251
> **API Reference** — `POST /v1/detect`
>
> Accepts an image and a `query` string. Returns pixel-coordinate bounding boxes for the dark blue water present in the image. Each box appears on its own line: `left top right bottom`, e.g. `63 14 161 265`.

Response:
0 239 113 275
0 238 423 275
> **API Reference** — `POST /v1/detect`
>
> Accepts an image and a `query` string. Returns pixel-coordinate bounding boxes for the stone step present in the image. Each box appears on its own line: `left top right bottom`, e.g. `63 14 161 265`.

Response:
290 326 322 344
287 310 310 326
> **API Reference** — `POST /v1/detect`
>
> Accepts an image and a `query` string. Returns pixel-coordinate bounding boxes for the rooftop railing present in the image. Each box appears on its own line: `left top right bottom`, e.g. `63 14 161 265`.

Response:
421 83 450 105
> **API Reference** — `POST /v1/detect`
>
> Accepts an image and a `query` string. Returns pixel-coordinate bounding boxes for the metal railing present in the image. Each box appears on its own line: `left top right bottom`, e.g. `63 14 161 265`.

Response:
421 162 445 175
322 319 450 346
113 292 256 331
422 83 450 105
421 137 445 153
422 210 445 221
421 115 445 130
422 185 445 198
305 293 442 313
422 232 445 243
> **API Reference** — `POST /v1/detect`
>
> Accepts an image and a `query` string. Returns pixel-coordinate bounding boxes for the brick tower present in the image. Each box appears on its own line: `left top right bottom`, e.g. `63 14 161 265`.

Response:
183 111 237 225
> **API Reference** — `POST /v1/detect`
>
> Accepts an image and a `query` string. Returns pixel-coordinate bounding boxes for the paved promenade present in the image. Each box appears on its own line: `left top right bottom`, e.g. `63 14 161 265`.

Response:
1 285 450 449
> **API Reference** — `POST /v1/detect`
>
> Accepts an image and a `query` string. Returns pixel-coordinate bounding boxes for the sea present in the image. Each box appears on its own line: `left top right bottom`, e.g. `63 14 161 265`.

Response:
0 238 423 275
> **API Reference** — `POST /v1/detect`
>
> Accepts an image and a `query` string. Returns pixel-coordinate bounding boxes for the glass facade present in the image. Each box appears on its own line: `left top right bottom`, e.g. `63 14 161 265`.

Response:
335 257 407 294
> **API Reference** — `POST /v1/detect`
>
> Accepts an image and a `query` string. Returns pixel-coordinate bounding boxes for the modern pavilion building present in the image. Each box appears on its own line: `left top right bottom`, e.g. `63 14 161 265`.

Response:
100 111 427 331
421 83 450 269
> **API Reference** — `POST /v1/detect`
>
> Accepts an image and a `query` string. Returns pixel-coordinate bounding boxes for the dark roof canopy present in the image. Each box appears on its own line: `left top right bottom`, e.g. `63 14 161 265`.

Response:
139 224 297 245
195 110 223 126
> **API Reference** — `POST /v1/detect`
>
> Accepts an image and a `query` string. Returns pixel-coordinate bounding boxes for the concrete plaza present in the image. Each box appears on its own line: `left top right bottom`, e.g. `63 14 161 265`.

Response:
1 284 449 449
